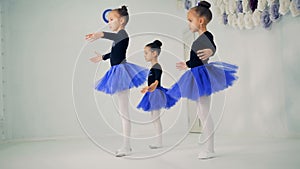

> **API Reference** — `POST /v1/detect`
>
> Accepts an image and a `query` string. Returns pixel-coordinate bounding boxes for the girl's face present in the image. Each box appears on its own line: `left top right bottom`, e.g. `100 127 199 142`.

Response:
187 10 203 32
107 11 122 31
144 47 156 62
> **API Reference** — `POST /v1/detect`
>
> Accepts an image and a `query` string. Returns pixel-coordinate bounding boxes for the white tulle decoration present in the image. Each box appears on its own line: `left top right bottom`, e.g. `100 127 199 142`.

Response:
237 13 245 29
242 0 250 13
257 0 268 11
252 9 262 26
244 12 254 29
228 0 237 14
267 0 276 5
231 14 238 29
290 0 300 17
279 0 291 15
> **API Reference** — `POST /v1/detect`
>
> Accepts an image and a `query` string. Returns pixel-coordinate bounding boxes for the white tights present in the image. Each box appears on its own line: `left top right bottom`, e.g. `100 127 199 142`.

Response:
117 90 131 149
151 110 162 146
117 90 163 149
197 96 214 153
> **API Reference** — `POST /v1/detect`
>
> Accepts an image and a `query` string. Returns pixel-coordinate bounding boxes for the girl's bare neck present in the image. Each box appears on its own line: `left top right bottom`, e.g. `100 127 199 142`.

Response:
198 27 207 35
151 59 158 66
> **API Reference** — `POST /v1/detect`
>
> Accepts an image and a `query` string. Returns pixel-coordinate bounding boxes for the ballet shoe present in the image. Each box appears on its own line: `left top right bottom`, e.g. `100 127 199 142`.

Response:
115 147 132 157
197 151 215 159
149 144 162 149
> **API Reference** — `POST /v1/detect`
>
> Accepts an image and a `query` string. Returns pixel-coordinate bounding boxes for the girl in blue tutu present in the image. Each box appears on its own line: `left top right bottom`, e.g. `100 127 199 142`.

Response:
137 40 178 149
167 1 238 159
85 5 148 157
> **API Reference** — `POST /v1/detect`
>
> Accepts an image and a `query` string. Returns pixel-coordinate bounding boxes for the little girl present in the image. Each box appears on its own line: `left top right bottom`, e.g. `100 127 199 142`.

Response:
85 5 148 157
167 1 238 159
137 40 178 149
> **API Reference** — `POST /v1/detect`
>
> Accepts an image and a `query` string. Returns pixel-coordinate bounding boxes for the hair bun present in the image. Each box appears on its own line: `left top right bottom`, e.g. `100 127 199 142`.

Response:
121 5 128 12
153 40 162 48
198 1 211 9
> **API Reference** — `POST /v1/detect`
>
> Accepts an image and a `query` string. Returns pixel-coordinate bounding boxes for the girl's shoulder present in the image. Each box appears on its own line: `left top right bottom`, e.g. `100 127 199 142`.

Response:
203 31 214 39
152 63 162 70
193 31 215 45
118 29 128 36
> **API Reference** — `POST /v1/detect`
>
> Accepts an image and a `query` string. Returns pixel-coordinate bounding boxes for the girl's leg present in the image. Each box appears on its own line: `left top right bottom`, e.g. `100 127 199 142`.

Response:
116 90 131 157
149 110 162 149
197 96 215 159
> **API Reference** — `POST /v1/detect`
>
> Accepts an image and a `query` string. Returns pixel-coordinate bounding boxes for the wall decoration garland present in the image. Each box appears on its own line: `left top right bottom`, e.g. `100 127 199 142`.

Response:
184 0 202 10
213 0 300 29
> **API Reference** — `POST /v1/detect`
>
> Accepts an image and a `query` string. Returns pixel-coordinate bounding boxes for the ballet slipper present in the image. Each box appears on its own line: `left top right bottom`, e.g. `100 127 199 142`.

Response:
115 147 132 157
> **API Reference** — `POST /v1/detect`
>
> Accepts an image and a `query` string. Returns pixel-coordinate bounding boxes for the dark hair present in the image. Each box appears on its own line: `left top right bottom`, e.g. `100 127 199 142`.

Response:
191 1 212 23
113 5 129 25
146 40 162 55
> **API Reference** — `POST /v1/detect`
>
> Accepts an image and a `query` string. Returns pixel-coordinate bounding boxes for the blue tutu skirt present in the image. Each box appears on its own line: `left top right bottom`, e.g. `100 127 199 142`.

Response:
95 62 148 94
137 86 178 112
167 62 238 101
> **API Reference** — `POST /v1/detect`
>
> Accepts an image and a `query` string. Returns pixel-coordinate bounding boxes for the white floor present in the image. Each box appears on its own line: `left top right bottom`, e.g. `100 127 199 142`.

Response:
0 134 300 169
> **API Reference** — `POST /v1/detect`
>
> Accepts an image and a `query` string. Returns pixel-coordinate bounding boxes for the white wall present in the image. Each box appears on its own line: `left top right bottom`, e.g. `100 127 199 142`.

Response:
0 2 5 141
1 0 300 141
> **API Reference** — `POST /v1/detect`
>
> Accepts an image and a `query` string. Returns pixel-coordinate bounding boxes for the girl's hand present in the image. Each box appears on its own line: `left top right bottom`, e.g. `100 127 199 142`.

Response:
197 49 213 61
85 32 104 42
89 51 103 63
141 86 149 94
176 62 188 70
148 81 158 92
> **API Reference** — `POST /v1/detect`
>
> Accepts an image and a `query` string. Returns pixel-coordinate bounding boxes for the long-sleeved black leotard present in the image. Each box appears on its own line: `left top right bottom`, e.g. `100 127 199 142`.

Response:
186 31 216 68
102 29 129 66
148 63 162 87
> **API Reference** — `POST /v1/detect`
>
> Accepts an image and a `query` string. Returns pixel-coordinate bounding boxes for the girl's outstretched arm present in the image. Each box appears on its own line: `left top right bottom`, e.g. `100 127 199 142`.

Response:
85 32 104 42
89 51 103 63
